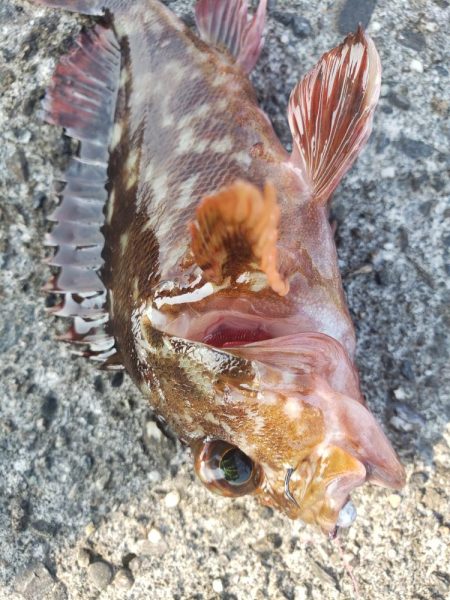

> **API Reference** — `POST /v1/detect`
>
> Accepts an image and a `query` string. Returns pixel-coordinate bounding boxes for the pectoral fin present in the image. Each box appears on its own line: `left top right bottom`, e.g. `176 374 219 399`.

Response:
288 27 381 204
189 180 288 296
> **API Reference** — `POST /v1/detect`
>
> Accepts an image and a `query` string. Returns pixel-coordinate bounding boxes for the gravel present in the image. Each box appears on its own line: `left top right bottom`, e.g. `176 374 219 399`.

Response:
1 0 449 599
86 562 113 591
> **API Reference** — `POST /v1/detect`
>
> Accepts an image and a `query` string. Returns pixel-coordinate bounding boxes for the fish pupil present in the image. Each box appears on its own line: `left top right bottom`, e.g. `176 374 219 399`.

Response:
219 449 253 485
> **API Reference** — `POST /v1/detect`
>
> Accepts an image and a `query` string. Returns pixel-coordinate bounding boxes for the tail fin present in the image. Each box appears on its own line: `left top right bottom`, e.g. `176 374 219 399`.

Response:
195 0 267 73
288 27 381 204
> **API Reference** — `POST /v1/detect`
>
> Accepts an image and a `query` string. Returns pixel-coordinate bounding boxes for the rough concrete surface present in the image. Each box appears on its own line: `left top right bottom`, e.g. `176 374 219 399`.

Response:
0 0 449 598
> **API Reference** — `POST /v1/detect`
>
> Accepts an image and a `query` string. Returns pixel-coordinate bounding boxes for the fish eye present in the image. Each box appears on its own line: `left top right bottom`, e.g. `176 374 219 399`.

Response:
193 440 262 497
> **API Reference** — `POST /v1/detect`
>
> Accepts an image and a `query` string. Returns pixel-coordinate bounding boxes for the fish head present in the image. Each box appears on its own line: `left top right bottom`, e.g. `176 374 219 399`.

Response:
139 302 405 533
187 333 405 533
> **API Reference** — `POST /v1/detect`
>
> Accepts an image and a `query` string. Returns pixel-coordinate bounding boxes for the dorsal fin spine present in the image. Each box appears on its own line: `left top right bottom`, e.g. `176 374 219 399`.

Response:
41 23 123 367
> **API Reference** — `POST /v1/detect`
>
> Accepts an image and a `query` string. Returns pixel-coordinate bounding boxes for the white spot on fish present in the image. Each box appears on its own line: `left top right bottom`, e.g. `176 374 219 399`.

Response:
162 111 175 128
106 188 116 225
234 150 252 169
119 68 130 88
152 171 169 203
252 414 267 436
126 150 140 190
127 150 139 171
212 72 231 88
204 412 221 425
110 121 123 151
133 277 140 300
192 138 210 154
177 103 211 129
127 172 138 191
162 60 184 85
177 127 196 154
284 397 302 420
257 391 278 405
120 231 129 255
145 162 155 182
210 135 234 154
175 173 200 207
215 98 229 113
154 282 215 309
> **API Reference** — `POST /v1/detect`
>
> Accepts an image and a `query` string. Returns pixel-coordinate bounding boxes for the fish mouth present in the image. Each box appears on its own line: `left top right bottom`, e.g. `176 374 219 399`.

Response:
201 315 275 348
176 310 305 349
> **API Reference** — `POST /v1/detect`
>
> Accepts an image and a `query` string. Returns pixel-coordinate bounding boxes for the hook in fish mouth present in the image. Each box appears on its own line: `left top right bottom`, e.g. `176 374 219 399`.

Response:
284 467 300 508
284 466 358 531
329 500 358 540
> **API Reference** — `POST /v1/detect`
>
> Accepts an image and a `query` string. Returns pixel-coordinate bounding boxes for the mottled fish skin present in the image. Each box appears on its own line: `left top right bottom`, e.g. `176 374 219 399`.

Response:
102 1 354 373
33 0 405 533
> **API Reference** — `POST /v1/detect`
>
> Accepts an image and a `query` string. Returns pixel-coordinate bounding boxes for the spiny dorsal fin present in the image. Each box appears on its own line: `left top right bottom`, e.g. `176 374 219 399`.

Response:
189 180 288 296
195 0 267 73
288 27 381 204
42 23 122 367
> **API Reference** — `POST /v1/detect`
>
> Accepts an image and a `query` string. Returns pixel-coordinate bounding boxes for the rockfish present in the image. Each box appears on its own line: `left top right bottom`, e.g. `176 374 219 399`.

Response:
33 0 405 533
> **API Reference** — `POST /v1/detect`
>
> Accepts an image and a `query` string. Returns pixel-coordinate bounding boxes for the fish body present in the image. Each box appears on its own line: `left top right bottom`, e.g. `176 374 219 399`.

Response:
35 0 405 533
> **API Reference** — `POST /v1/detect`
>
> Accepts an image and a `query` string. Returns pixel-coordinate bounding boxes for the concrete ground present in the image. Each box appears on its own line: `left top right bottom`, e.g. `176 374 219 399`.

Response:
0 0 449 598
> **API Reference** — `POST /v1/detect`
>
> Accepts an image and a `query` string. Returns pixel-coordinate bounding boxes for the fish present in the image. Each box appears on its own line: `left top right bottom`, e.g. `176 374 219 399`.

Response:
32 0 405 534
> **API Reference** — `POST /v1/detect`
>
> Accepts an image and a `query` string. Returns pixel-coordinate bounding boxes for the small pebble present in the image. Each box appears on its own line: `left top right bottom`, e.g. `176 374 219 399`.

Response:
291 16 312 38
424 21 437 32
164 490 180 508
410 58 424 73
390 415 413 432
370 20 381 33
388 494 402 509
393 387 406 400
136 530 168 555
381 166 396 178
387 547 397 560
336 500 357 528
295 585 308 600
148 469 161 483
87 561 113 590
110 371 124 387
145 420 162 441
147 528 162 544
113 568 134 590
212 578 224 594
380 83 390 97
128 556 141 574
77 548 91 568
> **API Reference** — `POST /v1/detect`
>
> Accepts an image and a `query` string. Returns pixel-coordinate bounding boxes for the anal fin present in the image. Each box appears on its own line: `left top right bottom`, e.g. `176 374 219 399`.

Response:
189 180 288 296
42 23 122 367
